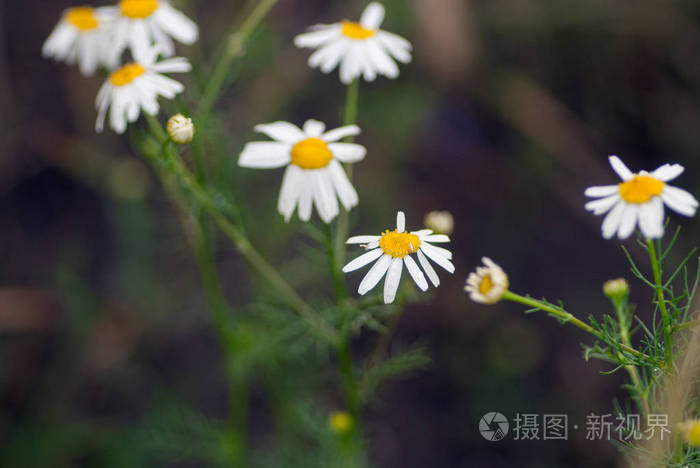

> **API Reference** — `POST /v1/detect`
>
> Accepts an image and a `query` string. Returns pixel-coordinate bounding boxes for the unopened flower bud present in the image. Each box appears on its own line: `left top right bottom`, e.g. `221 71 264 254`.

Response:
167 113 194 144
328 411 353 435
603 278 629 301
678 420 700 446
424 210 454 235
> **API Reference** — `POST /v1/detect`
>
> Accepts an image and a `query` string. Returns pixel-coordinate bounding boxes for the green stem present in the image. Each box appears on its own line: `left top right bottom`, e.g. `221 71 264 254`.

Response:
503 291 651 361
197 0 279 118
324 223 347 302
614 300 650 416
337 333 360 419
647 239 673 367
334 79 361 275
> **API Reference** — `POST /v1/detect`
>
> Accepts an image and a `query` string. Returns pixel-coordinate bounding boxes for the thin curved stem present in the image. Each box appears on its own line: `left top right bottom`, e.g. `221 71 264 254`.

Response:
503 291 654 362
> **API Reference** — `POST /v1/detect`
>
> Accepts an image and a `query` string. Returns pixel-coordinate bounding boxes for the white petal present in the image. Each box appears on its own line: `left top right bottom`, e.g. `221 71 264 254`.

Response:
651 163 684 182
584 185 619 197
309 38 349 73
311 169 339 223
376 31 412 64
129 19 152 63
412 229 433 237
328 160 359 210
617 204 639 239
278 165 303 221
360 2 385 29
383 257 403 304
585 195 620 215
601 200 626 239
661 186 699 217
294 26 339 48
328 143 366 163
609 155 634 181
422 234 450 243
238 142 291 168
639 197 665 239
298 185 313 221
303 119 326 137
358 254 392 295
322 125 361 142
365 38 399 79
151 57 192 73
154 4 199 44
254 122 305 143
417 250 440 287
339 44 362 84
343 248 384 273
396 211 406 233
347 235 381 244
420 243 455 273
404 255 428 291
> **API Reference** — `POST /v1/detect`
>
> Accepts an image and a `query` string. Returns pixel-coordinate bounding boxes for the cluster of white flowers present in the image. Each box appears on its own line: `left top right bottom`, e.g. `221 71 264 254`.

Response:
43 2 700 306
43 1 197 134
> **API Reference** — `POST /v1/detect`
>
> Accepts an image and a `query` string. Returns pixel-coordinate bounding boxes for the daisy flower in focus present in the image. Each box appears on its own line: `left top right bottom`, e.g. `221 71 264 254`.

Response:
95 48 191 133
294 2 412 84
102 0 198 64
42 6 113 76
465 257 509 305
585 155 698 240
343 211 454 304
238 120 366 223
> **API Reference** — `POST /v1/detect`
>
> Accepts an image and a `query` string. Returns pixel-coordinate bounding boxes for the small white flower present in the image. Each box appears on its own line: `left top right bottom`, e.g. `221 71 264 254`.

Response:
585 155 698 240
423 210 454 235
102 0 198 65
42 6 114 76
238 120 366 223
95 48 191 134
343 211 454 304
294 2 412 84
465 257 508 305
167 113 194 143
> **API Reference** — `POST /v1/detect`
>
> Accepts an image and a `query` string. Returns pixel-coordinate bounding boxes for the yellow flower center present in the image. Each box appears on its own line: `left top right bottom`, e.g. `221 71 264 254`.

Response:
379 230 421 258
688 424 700 446
618 174 665 204
119 0 159 19
290 138 333 170
479 275 494 295
66 7 99 31
341 21 376 39
110 63 146 86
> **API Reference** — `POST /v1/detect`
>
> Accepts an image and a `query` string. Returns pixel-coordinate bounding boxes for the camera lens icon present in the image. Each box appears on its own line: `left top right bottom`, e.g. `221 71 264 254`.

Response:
479 412 509 441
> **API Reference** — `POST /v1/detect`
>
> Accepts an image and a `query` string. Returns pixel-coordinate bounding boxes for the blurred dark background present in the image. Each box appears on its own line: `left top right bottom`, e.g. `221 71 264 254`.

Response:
2 0 700 467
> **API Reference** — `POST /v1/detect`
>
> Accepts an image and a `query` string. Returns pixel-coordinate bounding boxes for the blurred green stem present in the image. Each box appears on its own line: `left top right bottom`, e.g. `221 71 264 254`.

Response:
145 115 338 345
503 291 652 361
334 79 360 281
324 223 347 302
613 299 650 416
647 239 673 367
197 0 279 118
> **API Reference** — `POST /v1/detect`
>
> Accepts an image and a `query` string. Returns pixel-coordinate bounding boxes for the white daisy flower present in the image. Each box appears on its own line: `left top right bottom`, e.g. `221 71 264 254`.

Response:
42 6 113 76
465 257 509 305
238 120 366 223
102 0 199 65
585 155 698 240
342 211 454 304
294 2 412 84
95 48 191 134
